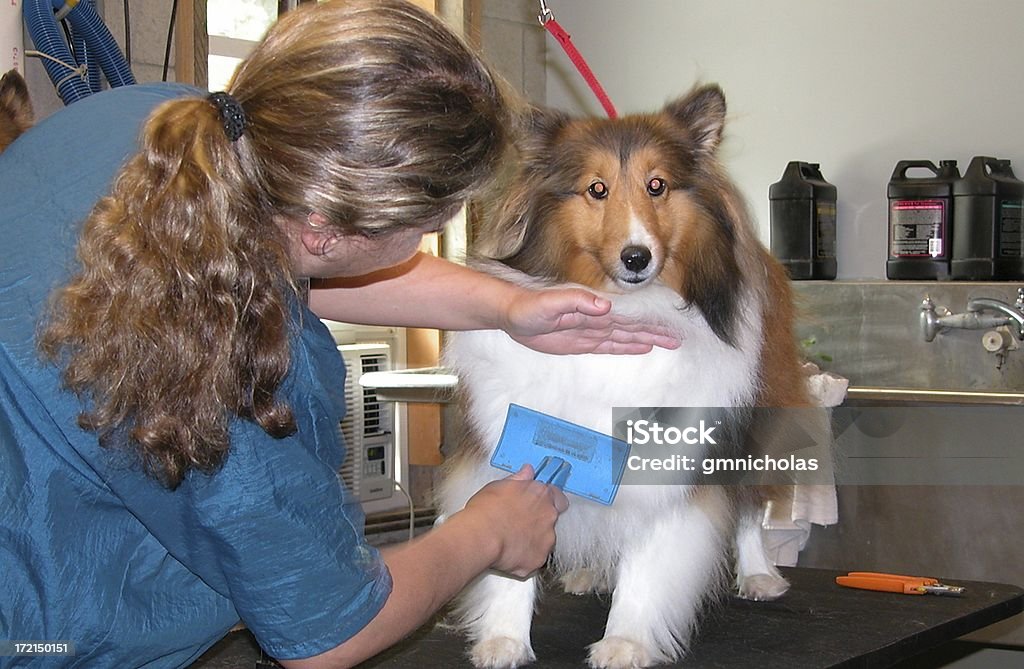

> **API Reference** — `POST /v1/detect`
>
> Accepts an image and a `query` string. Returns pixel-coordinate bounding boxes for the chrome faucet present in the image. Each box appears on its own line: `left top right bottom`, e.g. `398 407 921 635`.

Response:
920 288 1024 342
967 289 1024 340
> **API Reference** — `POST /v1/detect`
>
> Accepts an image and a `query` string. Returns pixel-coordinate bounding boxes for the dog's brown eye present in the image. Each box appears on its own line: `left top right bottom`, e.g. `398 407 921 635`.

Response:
587 181 609 200
647 177 667 196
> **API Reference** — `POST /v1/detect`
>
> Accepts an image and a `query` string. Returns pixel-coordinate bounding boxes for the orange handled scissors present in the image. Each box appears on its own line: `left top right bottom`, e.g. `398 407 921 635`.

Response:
836 571 965 596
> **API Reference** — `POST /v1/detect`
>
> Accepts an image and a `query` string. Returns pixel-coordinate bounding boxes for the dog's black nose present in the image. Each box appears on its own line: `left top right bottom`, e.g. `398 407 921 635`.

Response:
620 246 652 273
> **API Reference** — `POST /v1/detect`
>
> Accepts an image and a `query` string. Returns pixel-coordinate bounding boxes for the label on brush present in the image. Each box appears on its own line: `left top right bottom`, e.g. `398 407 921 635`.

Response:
490 404 629 505
532 419 598 463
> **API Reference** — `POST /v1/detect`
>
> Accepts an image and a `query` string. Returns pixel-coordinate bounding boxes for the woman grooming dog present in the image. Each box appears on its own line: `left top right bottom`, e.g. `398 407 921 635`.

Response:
0 1 677 667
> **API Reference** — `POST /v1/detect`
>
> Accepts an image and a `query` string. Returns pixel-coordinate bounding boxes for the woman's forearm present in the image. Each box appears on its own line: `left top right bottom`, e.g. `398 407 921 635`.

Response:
277 469 563 669
308 252 517 330
277 510 498 669
308 251 678 355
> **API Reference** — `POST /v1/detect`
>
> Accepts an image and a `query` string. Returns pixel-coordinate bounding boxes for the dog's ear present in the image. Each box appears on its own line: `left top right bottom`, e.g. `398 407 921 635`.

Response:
664 84 726 157
516 105 572 168
0 69 35 130
475 106 572 262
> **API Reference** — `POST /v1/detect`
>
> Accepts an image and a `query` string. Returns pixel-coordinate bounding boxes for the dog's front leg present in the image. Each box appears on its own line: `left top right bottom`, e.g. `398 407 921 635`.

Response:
734 502 790 601
457 571 539 668
588 491 728 669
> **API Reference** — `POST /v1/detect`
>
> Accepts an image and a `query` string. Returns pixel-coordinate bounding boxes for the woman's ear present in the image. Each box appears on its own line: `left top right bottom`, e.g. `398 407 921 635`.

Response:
300 212 341 256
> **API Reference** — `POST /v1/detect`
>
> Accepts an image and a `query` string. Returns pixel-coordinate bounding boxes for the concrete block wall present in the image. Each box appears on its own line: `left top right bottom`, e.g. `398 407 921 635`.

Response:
479 0 545 105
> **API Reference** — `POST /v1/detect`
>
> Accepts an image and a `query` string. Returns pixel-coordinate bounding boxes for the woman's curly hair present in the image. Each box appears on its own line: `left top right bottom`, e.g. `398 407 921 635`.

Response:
39 0 509 488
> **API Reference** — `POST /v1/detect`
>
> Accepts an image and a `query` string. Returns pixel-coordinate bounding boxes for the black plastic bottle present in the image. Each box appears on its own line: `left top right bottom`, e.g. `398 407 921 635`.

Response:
886 160 959 280
952 156 1024 280
769 162 837 280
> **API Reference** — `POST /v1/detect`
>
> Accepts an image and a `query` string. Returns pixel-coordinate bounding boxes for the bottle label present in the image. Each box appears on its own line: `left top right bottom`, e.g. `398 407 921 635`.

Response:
890 199 947 258
999 200 1022 258
815 202 837 259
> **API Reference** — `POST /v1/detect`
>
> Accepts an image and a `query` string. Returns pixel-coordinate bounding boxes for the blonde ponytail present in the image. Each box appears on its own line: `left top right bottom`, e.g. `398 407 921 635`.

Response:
40 0 509 487
41 97 296 487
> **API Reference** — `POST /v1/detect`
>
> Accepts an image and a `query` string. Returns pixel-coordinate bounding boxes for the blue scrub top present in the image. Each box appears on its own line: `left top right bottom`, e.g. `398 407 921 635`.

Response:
0 84 391 667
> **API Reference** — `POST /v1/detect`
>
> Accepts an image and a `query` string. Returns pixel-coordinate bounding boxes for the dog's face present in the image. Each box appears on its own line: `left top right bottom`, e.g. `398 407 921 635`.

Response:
487 84 744 342
546 121 707 292
0 69 34 153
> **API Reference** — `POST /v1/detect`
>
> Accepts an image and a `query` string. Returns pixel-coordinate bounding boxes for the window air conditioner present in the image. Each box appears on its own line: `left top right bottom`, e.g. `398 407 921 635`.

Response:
332 329 410 515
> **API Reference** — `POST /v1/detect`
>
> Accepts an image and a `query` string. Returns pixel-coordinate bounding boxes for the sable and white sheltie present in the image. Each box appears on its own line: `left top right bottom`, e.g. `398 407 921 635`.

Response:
438 84 812 669
0 69 33 154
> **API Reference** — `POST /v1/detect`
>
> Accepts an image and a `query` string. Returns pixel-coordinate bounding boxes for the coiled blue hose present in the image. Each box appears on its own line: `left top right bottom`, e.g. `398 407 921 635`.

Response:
58 0 135 90
23 0 135 105
71 14 101 93
23 0 92 104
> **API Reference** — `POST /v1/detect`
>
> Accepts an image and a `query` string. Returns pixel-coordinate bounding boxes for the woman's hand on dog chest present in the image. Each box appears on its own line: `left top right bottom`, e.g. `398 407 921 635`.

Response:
500 285 681 355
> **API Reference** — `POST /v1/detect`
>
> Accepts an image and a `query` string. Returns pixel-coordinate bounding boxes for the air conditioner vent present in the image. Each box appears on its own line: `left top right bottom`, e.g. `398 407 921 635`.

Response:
338 344 396 506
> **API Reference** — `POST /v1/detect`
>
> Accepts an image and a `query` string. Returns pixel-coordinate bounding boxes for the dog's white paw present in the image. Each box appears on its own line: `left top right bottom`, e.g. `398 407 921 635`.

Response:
561 568 609 595
587 636 658 669
737 572 790 601
469 636 535 669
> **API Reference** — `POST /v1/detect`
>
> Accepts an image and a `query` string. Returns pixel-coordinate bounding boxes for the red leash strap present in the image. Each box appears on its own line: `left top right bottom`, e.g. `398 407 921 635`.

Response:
540 5 618 119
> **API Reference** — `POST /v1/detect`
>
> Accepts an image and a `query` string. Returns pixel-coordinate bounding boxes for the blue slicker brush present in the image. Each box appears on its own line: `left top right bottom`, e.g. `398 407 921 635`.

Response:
490 404 630 505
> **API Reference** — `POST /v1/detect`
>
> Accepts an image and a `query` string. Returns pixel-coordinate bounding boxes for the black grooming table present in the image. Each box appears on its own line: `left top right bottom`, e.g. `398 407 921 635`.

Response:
193 567 1023 668
361 567 1022 669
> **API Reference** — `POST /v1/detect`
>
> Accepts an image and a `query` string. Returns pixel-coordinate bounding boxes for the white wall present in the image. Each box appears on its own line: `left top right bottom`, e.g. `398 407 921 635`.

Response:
545 0 1024 279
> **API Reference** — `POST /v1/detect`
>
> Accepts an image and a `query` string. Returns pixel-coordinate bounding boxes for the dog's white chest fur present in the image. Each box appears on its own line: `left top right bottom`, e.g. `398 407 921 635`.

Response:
445 280 762 452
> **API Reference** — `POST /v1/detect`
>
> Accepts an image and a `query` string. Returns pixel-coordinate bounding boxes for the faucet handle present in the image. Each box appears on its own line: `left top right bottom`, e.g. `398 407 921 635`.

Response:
920 296 941 342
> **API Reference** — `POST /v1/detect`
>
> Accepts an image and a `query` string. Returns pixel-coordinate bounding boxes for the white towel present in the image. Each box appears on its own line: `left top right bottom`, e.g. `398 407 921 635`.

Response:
761 363 847 566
